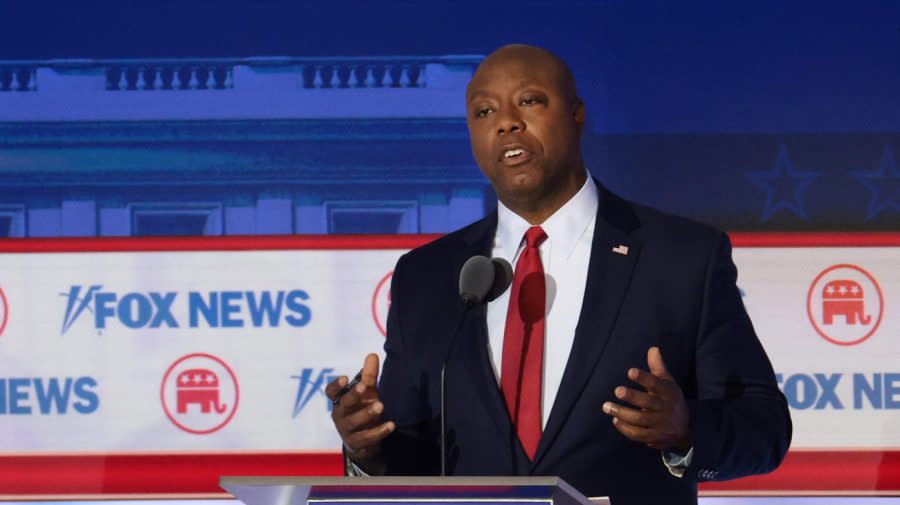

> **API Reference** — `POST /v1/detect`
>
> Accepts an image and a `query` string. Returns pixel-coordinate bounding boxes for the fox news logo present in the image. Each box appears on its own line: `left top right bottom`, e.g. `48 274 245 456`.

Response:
291 368 339 416
777 372 900 410
0 377 99 415
60 285 311 335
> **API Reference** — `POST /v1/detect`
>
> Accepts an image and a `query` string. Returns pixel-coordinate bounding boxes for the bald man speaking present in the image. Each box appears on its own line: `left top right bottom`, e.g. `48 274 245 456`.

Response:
325 45 791 505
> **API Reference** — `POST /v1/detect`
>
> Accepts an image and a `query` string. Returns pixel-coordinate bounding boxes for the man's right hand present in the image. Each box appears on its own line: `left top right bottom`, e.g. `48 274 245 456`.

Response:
325 353 395 472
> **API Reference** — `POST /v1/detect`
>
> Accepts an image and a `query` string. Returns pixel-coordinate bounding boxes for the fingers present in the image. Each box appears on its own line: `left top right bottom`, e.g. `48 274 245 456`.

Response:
343 420 396 451
603 401 659 427
626 367 664 395
611 418 661 448
339 400 385 433
335 381 378 412
327 353 381 407
605 348 689 450
647 347 673 380
324 375 348 401
361 353 380 387
327 355 389 457
614 386 664 411
625 348 679 396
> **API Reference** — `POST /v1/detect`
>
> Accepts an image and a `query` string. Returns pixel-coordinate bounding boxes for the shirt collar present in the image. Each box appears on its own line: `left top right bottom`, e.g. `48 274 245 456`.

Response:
495 174 599 262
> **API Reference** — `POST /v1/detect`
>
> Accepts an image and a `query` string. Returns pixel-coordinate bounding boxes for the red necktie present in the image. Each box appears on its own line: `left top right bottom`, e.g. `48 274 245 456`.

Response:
500 225 547 460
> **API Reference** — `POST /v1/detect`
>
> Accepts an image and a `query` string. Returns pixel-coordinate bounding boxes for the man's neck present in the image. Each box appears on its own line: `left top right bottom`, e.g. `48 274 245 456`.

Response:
502 170 589 225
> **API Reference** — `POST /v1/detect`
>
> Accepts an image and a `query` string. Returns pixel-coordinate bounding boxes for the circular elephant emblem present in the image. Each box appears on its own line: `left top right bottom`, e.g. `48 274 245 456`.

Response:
372 271 393 337
0 286 7 338
161 353 239 434
807 264 884 346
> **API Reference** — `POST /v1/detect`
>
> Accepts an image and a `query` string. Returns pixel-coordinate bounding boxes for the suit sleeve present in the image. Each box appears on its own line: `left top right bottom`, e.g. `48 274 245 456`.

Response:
688 232 792 481
376 253 441 475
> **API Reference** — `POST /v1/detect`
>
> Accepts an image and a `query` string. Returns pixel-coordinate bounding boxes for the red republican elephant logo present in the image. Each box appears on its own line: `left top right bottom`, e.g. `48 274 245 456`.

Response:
161 353 239 435
372 271 393 337
808 264 884 346
176 368 227 414
821 280 872 325
0 286 8 338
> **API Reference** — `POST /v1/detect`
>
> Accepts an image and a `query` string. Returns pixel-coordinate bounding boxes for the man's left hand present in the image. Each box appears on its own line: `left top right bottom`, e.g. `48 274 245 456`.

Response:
603 346 692 452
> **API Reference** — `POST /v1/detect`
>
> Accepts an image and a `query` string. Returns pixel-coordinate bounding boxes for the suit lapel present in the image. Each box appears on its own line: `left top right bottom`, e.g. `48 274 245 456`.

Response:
453 211 514 436
532 183 643 467
457 303 508 433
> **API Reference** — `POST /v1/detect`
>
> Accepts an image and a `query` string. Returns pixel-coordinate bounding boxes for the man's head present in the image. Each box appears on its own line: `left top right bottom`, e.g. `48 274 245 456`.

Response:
466 44 586 221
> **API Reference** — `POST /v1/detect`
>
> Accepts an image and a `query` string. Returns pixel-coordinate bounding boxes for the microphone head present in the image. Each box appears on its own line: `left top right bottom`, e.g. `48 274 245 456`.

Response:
459 255 494 308
487 257 514 302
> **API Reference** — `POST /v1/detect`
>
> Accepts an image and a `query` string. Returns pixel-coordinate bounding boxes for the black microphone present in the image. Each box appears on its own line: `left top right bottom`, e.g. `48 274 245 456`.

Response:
441 255 513 476
487 256 514 303
458 255 495 308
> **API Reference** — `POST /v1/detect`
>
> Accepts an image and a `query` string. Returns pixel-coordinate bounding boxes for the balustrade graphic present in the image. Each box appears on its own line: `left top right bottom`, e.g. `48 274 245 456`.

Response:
0 57 476 93
0 56 480 121
303 62 424 88
0 66 38 92
107 65 234 91
101 61 427 91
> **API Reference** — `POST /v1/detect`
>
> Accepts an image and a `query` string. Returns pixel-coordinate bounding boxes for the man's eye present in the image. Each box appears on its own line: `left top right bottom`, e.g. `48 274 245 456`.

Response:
519 96 544 106
474 107 493 118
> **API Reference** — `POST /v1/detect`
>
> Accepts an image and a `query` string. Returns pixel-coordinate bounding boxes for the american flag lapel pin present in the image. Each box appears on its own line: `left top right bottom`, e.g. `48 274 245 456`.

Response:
612 244 629 255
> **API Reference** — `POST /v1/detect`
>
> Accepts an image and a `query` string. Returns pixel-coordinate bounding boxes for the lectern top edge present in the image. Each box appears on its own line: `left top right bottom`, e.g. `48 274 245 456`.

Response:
220 476 608 505
221 476 565 487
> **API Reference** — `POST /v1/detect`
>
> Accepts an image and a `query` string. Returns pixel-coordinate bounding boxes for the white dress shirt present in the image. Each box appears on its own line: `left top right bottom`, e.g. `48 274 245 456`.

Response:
486 175 598 426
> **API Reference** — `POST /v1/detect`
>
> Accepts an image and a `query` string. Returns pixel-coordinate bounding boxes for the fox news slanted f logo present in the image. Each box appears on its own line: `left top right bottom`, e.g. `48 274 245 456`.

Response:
291 368 339 416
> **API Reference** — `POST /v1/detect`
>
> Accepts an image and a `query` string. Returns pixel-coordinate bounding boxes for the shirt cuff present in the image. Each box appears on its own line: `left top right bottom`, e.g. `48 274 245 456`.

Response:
661 446 693 478
347 459 370 476
343 444 371 476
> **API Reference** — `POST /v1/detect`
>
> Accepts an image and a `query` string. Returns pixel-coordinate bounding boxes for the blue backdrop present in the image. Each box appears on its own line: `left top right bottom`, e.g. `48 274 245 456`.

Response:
0 0 898 237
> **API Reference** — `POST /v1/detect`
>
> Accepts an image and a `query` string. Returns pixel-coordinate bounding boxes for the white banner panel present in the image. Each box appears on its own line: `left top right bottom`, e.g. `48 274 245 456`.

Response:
0 234 897 497
735 247 899 449
0 248 401 453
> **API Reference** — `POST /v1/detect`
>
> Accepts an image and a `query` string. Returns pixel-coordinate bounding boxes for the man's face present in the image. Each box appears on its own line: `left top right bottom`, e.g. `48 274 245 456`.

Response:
466 50 584 209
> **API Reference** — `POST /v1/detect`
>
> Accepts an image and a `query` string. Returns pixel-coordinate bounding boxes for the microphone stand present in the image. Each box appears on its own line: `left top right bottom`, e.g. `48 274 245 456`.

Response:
440 363 448 476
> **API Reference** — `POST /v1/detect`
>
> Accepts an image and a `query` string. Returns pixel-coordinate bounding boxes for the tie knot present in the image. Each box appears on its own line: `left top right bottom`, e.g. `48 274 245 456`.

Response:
524 226 547 248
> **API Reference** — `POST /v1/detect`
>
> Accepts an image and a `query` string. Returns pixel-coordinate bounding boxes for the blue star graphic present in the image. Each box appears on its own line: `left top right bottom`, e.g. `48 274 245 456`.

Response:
852 146 900 221
745 145 822 222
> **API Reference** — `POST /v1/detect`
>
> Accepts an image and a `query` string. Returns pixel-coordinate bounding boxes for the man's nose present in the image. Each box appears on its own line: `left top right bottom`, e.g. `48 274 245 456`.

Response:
496 108 525 135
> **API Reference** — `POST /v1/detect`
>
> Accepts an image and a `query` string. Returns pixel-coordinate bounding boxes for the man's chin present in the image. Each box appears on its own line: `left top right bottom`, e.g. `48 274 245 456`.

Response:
496 183 548 208
505 170 546 192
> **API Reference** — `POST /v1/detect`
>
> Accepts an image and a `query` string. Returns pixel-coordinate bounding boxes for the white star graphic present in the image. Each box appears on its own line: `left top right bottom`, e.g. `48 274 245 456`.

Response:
205 374 216 384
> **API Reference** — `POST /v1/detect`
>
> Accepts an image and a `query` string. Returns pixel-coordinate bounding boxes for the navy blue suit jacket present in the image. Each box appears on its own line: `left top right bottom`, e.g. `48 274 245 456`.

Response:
377 182 791 505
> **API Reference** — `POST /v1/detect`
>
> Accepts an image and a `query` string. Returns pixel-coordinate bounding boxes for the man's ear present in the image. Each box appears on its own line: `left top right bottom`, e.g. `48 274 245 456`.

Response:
573 97 586 136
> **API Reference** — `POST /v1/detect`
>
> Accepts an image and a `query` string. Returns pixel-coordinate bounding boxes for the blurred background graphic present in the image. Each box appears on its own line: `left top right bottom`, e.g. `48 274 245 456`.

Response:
1 0 897 239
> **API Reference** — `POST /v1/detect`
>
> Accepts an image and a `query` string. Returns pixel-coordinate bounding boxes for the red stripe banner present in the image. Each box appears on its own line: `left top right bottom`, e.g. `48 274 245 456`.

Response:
0 450 897 497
